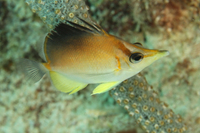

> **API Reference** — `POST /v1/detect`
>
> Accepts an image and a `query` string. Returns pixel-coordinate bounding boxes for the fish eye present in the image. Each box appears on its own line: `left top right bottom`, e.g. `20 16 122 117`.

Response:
129 52 144 63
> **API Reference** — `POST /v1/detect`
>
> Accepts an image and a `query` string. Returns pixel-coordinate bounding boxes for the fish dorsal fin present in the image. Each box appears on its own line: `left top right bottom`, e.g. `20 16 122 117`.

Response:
92 81 121 95
49 23 91 40
49 71 88 94
44 20 106 63
67 17 104 35
46 20 104 45
48 17 105 40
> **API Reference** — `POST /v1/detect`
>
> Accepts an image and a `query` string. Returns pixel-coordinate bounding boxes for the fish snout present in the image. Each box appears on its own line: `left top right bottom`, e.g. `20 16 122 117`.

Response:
144 49 169 61
157 50 170 58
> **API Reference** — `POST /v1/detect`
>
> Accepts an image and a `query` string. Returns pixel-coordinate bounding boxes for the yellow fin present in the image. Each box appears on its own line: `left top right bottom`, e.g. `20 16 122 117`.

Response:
69 85 87 95
50 71 87 94
92 81 121 95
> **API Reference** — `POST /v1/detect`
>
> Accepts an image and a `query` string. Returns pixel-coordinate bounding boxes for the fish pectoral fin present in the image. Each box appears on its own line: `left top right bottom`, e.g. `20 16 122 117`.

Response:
50 71 88 94
92 81 121 95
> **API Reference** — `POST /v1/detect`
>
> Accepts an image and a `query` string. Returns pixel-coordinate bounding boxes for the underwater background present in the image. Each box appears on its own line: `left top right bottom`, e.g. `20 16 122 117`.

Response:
0 0 200 133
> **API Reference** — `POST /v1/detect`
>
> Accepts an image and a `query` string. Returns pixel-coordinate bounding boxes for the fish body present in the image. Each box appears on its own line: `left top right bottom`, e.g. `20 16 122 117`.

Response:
21 20 169 95
45 24 135 83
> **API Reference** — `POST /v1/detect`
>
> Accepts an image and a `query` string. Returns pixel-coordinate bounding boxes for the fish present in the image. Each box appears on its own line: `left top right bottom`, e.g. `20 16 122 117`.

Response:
19 19 169 95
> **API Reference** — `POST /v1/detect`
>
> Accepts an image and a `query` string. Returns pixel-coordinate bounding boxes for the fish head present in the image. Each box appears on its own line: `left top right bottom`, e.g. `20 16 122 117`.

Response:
122 42 169 73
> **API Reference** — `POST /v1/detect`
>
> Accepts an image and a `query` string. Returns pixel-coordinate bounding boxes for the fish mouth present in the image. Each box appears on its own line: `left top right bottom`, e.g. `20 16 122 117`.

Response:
157 50 170 57
151 50 169 60
144 49 169 59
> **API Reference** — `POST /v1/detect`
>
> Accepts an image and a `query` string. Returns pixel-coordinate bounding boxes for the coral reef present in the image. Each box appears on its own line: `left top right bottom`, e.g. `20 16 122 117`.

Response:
88 0 200 39
26 0 94 30
0 0 200 133
110 74 186 133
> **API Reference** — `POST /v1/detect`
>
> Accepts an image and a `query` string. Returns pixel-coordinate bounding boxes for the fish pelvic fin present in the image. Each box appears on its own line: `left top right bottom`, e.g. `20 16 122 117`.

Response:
49 71 88 94
18 59 47 83
92 81 121 95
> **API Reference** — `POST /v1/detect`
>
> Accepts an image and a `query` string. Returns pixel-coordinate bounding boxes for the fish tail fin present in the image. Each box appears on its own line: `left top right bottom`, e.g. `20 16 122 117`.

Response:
17 59 47 83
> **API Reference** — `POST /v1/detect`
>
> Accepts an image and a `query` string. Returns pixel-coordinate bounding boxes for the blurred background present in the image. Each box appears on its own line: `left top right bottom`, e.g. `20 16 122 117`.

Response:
0 0 200 132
